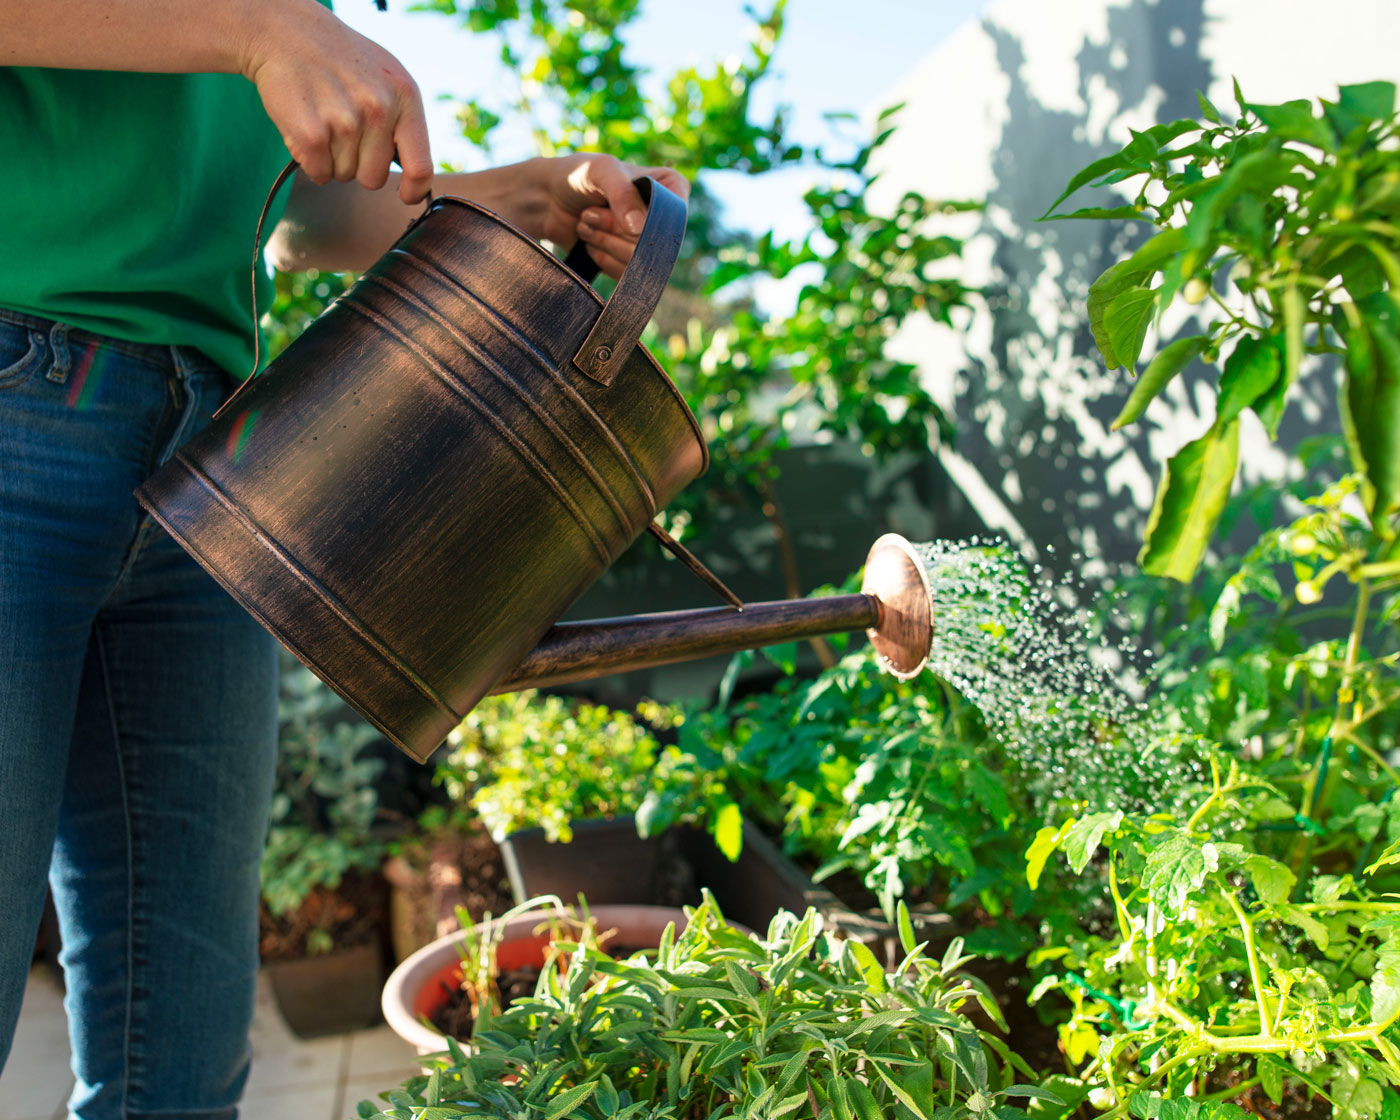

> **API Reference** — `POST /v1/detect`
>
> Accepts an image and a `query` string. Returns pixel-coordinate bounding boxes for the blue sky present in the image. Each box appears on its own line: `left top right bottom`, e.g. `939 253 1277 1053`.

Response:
338 0 990 237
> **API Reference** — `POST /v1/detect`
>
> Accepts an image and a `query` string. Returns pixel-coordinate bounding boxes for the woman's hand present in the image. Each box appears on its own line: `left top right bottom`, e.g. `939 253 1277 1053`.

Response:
239 0 434 204
527 154 692 279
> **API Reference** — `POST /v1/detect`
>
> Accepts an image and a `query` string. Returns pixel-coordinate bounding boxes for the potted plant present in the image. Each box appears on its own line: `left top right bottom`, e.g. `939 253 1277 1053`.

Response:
361 894 1056 1119
432 690 846 933
258 658 394 1037
380 896 692 1055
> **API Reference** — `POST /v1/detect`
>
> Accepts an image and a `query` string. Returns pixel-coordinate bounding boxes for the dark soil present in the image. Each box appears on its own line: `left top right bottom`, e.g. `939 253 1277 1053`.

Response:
430 942 645 1042
411 823 515 926
429 963 543 1041
258 868 389 961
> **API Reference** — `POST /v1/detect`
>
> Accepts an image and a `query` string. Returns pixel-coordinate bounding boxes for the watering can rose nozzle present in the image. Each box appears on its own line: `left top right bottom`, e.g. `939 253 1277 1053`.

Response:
859 533 935 680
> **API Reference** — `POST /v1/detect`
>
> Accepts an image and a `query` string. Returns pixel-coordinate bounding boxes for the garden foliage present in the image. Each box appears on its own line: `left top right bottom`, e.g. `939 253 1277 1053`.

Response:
1010 82 1400 1116
431 691 692 844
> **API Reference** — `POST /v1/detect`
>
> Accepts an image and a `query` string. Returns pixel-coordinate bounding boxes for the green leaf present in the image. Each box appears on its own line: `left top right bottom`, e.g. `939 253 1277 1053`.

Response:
1248 98 1336 150
844 1007 919 1035
1217 334 1283 425
874 1064 931 1120
1209 564 1280 649
1063 811 1125 873
848 1078 884 1120
1258 1054 1285 1104
1040 152 1141 221
1103 286 1157 370
1367 914 1400 1026
896 899 918 955
1044 205 1151 221
1275 904 1331 950
1113 335 1209 429
1339 81 1397 121
1245 854 1296 905
1042 120 1200 220
1142 834 1217 913
1334 1070 1385 1120
1197 92 1222 124
1341 298 1400 521
1368 837 1400 876
1026 820 1073 890
1130 1096 1161 1119
1088 229 1187 368
1005 1085 1068 1104
1239 333 1291 438
714 801 745 863
724 959 761 999
595 1075 620 1115
848 938 889 994
1181 149 1289 271
1140 419 1241 581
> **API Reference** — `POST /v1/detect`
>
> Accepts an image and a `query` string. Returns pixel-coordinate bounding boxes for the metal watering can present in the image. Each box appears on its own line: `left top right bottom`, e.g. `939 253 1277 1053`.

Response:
137 173 934 762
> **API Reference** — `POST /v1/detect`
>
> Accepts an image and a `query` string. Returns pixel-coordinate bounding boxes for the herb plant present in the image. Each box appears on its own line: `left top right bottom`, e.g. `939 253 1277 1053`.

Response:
359 894 1059 1120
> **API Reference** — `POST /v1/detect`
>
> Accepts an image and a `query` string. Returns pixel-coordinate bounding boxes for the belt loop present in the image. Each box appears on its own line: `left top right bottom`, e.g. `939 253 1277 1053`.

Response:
170 345 191 386
154 347 203 468
46 322 71 384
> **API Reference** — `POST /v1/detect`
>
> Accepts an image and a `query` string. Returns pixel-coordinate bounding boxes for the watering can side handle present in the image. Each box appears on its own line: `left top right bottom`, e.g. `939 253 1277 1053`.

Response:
568 176 687 388
210 159 302 422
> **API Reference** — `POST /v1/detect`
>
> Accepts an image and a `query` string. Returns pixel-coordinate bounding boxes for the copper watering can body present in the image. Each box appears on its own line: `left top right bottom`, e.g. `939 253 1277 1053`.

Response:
137 177 933 762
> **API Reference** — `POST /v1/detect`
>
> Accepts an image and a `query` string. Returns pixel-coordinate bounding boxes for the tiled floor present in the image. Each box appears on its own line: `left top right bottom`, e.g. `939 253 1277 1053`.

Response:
0 966 424 1120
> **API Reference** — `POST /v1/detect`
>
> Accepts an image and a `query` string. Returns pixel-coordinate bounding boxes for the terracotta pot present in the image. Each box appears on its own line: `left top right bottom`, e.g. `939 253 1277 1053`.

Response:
380 903 689 1055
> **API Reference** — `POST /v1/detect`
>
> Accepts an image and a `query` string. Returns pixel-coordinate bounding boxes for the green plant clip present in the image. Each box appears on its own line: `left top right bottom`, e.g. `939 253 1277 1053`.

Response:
1065 971 1149 1031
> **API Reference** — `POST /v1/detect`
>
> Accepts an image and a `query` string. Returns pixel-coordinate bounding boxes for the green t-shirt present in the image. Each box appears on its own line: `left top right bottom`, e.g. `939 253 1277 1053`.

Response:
0 67 292 378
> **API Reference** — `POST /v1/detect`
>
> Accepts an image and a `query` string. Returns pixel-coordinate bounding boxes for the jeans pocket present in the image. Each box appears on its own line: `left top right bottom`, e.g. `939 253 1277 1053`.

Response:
0 326 46 390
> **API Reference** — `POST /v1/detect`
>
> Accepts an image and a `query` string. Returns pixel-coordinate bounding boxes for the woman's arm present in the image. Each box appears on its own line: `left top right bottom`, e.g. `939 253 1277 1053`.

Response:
269 153 692 280
0 0 434 202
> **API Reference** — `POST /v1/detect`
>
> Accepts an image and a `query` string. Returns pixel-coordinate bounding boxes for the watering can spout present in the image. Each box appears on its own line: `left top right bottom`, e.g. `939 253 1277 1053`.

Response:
491 533 934 696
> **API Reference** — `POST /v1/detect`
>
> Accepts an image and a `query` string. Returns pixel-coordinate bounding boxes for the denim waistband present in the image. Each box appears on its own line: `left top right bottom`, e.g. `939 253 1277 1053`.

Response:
0 305 222 376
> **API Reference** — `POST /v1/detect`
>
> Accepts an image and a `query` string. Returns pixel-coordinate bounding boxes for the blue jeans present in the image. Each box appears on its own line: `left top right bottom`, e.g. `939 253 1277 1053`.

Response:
0 309 279 1118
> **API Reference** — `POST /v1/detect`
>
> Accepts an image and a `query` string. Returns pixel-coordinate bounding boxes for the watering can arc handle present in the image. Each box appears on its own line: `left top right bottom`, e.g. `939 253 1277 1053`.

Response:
565 175 688 388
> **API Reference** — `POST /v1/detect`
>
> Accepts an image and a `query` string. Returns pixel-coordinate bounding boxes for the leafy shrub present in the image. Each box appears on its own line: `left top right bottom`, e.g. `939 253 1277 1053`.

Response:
260 658 387 942
433 691 696 844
